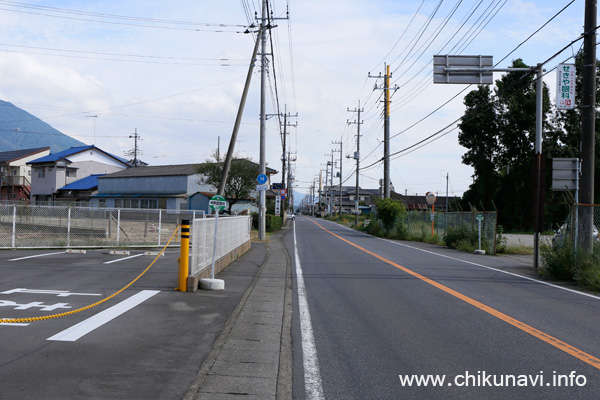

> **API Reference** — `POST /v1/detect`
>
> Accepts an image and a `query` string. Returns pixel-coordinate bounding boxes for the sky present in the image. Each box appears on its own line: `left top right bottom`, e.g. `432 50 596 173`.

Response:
0 0 590 202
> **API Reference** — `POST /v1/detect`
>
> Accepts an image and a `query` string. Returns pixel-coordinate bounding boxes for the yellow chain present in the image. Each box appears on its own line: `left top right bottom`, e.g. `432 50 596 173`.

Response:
0 226 181 324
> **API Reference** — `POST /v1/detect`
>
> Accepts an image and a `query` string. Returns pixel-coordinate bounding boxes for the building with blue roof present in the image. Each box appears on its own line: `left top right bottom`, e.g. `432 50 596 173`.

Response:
27 145 129 204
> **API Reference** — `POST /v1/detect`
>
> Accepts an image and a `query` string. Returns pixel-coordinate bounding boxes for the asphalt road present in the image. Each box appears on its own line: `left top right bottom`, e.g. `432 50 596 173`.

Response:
287 217 600 400
0 246 265 400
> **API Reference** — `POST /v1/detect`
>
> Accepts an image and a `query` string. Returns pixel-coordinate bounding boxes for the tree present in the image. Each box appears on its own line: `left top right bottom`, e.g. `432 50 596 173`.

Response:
195 152 259 214
458 84 500 209
375 197 407 231
458 59 553 231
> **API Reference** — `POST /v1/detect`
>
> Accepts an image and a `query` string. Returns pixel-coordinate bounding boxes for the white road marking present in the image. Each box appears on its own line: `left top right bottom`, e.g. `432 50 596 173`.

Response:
47 290 160 342
294 221 325 400
326 218 600 301
1 288 101 297
0 322 29 326
103 253 144 264
8 252 65 261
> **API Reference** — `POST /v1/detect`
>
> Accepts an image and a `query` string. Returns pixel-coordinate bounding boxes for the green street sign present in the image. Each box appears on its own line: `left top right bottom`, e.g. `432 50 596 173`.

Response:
209 195 227 211
476 214 484 221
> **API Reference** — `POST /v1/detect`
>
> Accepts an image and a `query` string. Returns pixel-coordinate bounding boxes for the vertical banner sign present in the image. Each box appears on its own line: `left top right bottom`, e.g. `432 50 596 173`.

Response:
556 63 576 110
275 194 281 216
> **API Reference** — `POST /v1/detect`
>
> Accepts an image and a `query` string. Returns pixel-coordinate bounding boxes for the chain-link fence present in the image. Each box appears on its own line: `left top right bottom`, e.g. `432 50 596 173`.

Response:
0 204 204 249
190 215 252 276
552 204 600 250
401 209 498 254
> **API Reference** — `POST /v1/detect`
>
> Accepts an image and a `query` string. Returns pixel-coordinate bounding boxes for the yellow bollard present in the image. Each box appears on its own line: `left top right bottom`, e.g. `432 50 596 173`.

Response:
178 219 190 292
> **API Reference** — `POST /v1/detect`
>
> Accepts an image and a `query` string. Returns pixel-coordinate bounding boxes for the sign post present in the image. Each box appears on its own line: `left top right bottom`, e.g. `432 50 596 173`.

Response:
425 192 436 237
475 213 485 255
201 195 227 290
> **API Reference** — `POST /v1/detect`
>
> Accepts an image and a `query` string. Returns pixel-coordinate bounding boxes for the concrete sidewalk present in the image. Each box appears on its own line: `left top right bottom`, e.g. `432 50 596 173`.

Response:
184 229 292 400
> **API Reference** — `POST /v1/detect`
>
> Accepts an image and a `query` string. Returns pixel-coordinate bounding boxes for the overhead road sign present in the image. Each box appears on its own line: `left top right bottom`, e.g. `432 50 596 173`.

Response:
433 55 493 84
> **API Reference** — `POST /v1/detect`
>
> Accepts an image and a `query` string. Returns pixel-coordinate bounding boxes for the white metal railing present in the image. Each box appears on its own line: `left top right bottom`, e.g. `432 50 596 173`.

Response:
190 215 251 276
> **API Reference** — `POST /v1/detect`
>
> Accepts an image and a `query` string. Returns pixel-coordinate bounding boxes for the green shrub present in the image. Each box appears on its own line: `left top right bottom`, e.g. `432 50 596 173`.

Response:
496 225 508 253
444 225 479 250
375 198 407 232
251 213 283 232
367 220 383 237
540 243 573 280
266 215 282 232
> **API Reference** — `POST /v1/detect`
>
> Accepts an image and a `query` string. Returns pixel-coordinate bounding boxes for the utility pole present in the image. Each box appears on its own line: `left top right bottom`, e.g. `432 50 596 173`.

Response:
579 0 597 251
324 158 330 215
319 170 323 214
332 140 342 216
287 151 297 210
329 153 335 215
348 102 363 226
258 0 268 240
369 64 396 198
128 128 141 167
217 30 261 196
279 109 297 205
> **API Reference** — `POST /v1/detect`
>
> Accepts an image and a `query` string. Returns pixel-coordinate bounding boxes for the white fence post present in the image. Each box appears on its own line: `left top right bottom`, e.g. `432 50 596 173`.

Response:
67 207 72 248
117 208 121 246
158 209 162 246
12 205 16 249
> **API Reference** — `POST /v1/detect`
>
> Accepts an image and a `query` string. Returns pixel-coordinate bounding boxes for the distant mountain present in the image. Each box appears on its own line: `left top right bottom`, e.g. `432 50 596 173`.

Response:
0 100 86 153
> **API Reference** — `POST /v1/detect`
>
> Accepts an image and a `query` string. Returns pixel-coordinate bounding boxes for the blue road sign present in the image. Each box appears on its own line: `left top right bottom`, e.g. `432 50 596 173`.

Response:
257 173 267 185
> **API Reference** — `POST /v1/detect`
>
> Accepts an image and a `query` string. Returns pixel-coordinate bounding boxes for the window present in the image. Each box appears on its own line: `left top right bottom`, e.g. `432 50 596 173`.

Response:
37 168 45 179
66 169 77 178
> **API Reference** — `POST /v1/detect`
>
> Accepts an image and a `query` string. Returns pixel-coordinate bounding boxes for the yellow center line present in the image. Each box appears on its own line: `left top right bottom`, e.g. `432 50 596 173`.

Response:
307 218 600 371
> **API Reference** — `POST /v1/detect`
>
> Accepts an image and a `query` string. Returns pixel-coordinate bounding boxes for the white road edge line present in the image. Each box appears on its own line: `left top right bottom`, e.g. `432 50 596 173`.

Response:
103 254 144 264
47 290 160 342
333 219 600 301
294 221 325 400
9 252 66 261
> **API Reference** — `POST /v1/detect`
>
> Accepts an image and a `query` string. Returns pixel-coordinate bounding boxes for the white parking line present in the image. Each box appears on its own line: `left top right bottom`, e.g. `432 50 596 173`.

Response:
294 222 325 400
103 254 144 264
47 290 160 341
8 252 66 261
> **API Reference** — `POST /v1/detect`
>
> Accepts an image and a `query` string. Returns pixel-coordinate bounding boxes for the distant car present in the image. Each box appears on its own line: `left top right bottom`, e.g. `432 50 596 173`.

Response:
552 223 599 247
287 212 295 221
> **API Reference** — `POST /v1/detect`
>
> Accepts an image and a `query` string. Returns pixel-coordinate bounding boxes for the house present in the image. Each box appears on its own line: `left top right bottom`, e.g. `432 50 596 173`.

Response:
0 147 50 201
93 163 278 213
27 145 129 204
55 174 105 205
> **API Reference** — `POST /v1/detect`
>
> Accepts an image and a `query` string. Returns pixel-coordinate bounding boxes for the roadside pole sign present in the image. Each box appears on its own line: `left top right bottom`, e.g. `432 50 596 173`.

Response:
256 173 268 185
256 184 269 191
209 195 227 212
425 192 436 236
476 213 484 253
281 189 288 197
209 195 226 279
275 195 281 216
556 63 576 110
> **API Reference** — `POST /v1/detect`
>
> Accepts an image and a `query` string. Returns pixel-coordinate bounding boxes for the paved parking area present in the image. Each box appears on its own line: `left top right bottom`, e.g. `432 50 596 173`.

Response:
0 245 265 399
